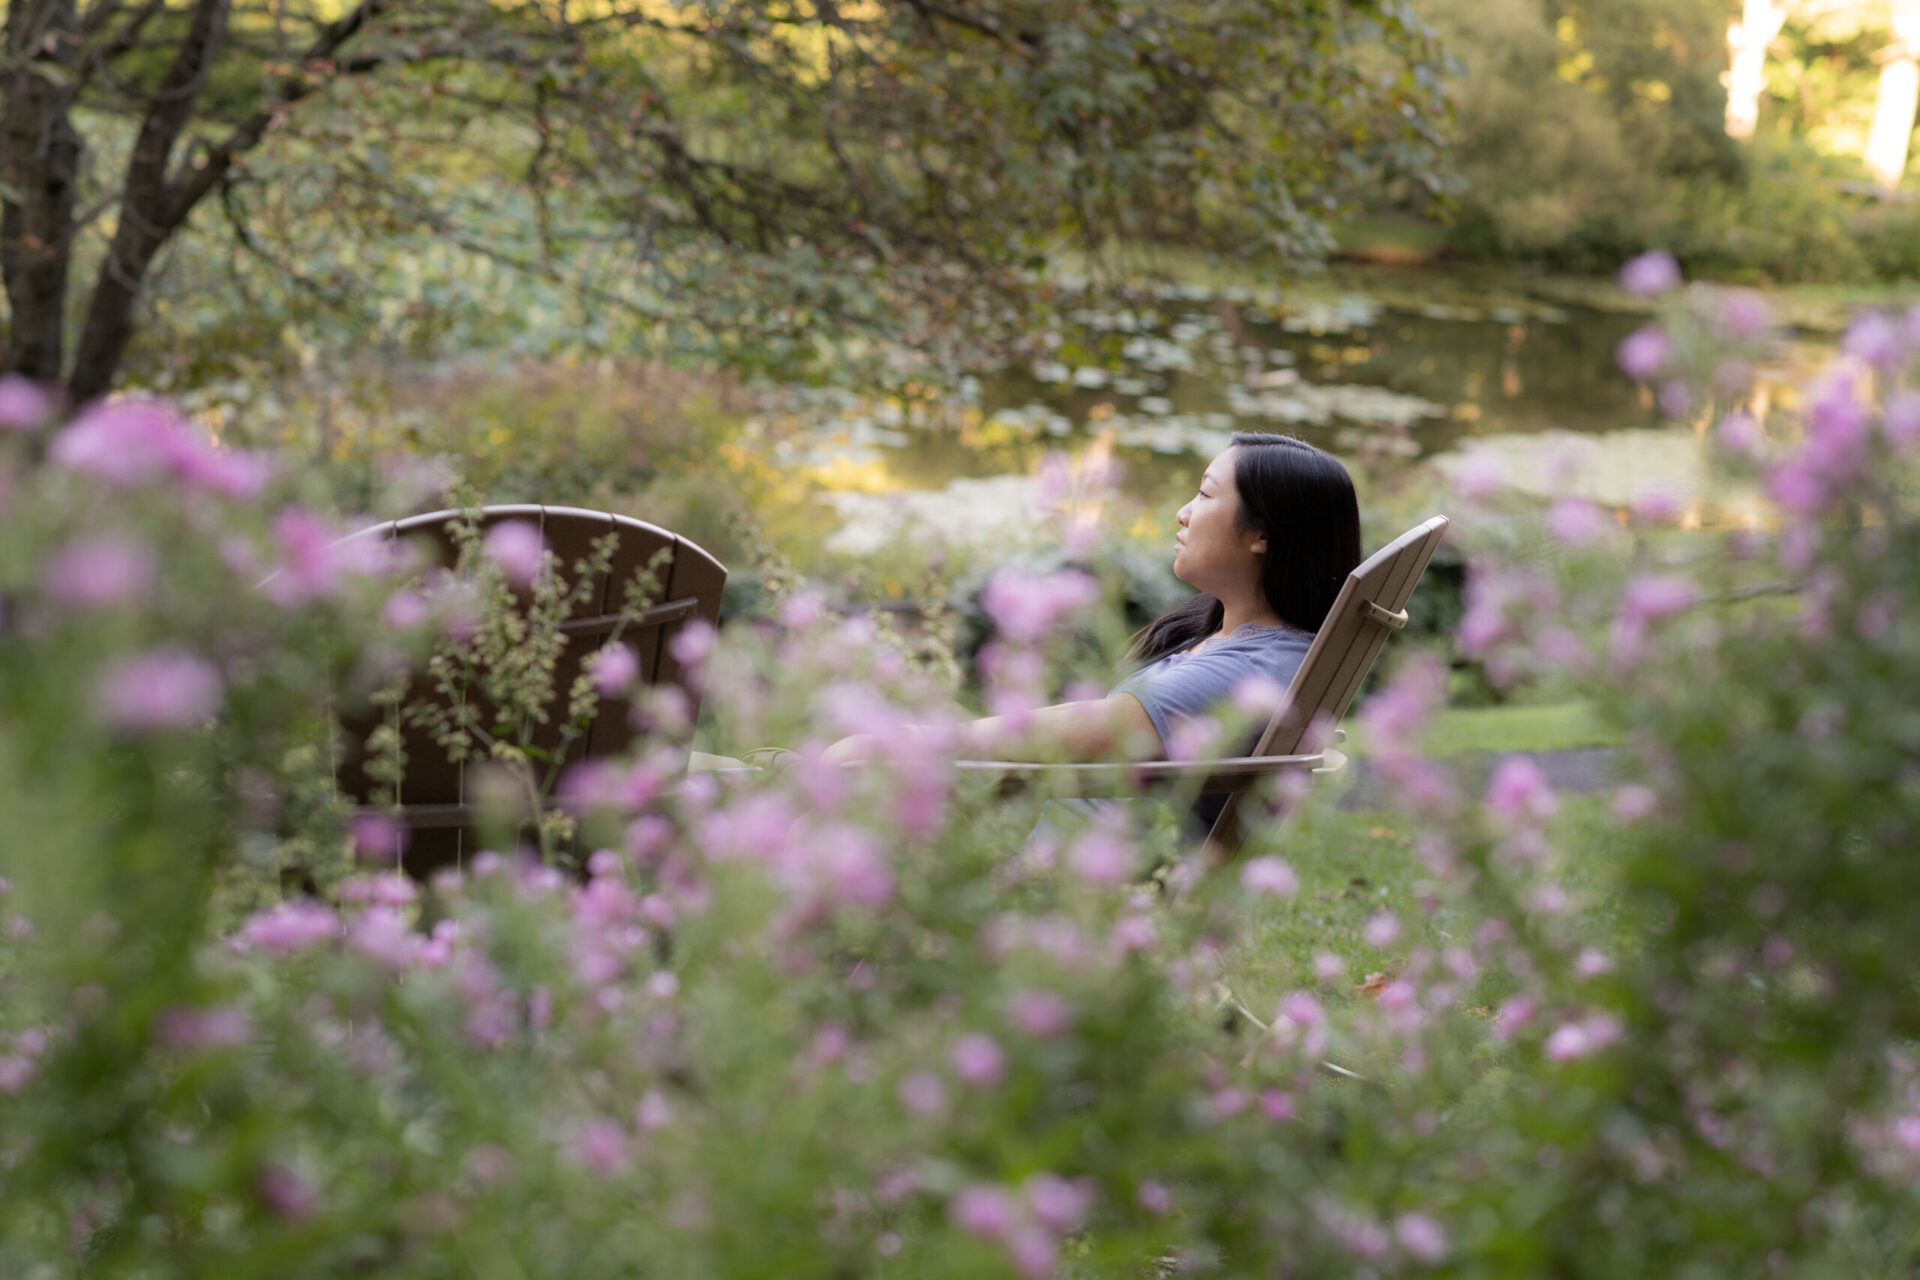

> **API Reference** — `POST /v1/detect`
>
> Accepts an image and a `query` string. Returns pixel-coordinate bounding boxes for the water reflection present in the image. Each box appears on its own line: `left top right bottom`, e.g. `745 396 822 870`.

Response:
764 275 1821 550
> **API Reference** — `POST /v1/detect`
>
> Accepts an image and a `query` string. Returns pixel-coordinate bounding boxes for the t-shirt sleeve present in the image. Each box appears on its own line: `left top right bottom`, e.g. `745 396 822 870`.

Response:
1112 638 1308 756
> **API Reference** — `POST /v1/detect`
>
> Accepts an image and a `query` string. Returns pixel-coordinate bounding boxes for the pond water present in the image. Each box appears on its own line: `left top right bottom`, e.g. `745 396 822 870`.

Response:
765 269 1814 554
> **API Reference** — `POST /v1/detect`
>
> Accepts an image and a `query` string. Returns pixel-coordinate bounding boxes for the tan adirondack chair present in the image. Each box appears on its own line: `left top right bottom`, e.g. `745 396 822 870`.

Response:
954 515 1451 861
334 505 726 876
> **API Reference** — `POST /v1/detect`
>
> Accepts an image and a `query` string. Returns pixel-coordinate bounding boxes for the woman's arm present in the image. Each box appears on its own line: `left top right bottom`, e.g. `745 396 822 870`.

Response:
824 694 1161 766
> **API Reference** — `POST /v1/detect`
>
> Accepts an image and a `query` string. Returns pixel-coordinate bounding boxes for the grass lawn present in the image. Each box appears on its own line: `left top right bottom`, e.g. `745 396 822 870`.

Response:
1342 701 1621 759
1213 784 1639 1071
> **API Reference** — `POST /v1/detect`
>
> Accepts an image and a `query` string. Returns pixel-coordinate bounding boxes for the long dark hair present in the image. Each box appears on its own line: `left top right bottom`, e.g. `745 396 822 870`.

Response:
1127 433 1362 666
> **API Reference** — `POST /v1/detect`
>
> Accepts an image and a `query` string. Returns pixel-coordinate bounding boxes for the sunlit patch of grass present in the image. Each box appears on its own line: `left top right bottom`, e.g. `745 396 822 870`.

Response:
1343 701 1621 759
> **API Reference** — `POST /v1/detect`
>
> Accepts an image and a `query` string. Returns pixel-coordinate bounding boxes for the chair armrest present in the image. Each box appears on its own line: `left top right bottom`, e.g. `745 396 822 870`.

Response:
953 752 1331 798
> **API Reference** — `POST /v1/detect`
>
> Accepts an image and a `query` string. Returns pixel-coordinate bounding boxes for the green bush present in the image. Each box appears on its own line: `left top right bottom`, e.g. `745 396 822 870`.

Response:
3 283 1920 1276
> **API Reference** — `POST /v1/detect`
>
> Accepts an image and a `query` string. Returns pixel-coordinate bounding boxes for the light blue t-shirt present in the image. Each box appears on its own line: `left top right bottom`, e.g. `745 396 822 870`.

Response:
1109 622 1314 830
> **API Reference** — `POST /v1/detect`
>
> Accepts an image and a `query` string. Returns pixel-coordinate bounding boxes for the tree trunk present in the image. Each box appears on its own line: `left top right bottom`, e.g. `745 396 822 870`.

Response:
66 0 230 404
1725 0 1791 142
1864 1 1920 191
1 0 83 383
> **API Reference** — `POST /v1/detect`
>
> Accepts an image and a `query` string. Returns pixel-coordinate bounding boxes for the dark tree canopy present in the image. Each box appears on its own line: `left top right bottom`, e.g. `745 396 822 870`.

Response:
2 0 1449 400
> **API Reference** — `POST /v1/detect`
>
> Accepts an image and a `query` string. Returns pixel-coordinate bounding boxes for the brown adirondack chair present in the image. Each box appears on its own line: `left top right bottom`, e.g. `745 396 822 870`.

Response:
954 515 1451 861
333 505 726 876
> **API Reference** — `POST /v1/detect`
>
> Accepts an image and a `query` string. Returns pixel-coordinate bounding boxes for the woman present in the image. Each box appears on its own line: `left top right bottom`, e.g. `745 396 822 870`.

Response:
826 433 1362 783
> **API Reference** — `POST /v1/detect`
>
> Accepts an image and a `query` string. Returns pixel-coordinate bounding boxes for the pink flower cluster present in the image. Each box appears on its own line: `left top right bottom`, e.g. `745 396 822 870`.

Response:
948 1172 1095 1278
96 648 223 732
48 399 268 498
980 568 1100 645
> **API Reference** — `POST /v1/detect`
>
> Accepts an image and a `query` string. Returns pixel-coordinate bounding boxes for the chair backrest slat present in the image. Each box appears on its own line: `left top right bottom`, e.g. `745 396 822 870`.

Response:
1206 515 1449 857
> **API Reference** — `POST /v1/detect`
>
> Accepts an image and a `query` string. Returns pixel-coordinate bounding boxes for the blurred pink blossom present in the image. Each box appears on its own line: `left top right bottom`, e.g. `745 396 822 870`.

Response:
348 813 409 862
980 568 1100 644
1008 1225 1058 1279
569 1121 630 1176
0 1056 33 1094
1715 289 1773 339
1842 310 1905 368
257 1164 319 1220
0 375 54 429
590 643 640 697
1717 411 1762 455
97 649 222 731
1546 497 1611 547
952 1032 1007 1087
1313 951 1346 985
1259 1088 1296 1121
1136 1180 1173 1215
1362 912 1402 949
1395 1212 1448 1264
1007 989 1073 1038
1067 829 1133 887
154 1004 252 1051
950 1184 1018 1239
1486 756 1557 825
239 900 340 953
43 536 155 610
1619 251 1680 296
1611 784 1658 822
483 521 545 585
1239 856 1299 899
381 589 430 629
897 1070 946 1115
1575 948 1615 979
1617 326 1668 381
669 618 716 670
1026 1172 1094 1233
1544 1012 1624 1061
1620 574 1696 627
1883 392 1920 450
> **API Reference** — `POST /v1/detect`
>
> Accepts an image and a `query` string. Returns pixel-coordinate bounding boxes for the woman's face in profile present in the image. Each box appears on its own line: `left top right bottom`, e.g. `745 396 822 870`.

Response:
1173 446 1266 593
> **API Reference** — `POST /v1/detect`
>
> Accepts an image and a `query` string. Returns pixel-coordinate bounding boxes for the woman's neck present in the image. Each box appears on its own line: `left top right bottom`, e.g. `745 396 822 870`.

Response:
1215 591 1285 638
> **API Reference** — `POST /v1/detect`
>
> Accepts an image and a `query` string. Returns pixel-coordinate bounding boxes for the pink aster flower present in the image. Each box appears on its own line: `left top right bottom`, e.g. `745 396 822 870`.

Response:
1544 1012 1624 1061
590 643 640 697
1137 1180 1173 1215
1620 573 1696 627
239 900 340 953
154 1004 253 1051
0 375 54 429
1362 912 1402 949
1618 251 1680 296
49 400 185 486
348 813 409 862
1026 1172 1093 1233
980 568 1100 644
568 1120 630 1176
1842 310 1905 369
1486 756 1558 824
97 649 222 731
1616 326 1669 381
1715 289 1773 339
951 1033 1006 1087
897 1070 946 1116
1883 392 1920 451
1395 1212 1448 1264
1546 497 1611 547
1007 989 1073 1038
950 1184 1018 1239
483 521 545 586
0 1056 37 1093
1008 1225 1059 1280
257 1163 319 1220
1066 829 1132 887
1239 856 1299 899
43 536 155 610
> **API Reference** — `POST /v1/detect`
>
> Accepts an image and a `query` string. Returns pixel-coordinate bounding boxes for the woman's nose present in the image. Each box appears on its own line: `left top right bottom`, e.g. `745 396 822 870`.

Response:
1176 503 1191 525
